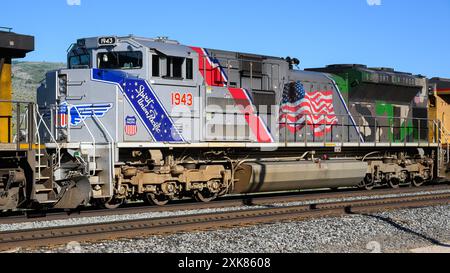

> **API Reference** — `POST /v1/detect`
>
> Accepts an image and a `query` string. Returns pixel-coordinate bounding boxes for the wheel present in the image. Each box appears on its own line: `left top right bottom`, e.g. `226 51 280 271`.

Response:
359 175 375 191
412 177 425 187
146 193 170 206
194 190 218 203
388 178 400 189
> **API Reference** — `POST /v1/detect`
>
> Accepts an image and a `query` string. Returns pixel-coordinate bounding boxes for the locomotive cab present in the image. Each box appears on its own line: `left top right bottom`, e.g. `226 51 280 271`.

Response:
67 36 197 84
68 36 147 78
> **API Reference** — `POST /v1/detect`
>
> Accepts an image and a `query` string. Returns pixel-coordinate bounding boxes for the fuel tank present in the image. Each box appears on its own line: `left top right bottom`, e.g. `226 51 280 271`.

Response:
233 160 367 194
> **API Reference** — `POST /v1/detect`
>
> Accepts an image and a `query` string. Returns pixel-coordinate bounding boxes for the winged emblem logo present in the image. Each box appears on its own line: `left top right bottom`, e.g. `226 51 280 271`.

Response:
59 102 113 126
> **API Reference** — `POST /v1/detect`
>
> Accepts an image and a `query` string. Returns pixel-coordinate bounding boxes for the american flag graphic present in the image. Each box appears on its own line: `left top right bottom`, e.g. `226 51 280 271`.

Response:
125 116 137 136
279 81 338 137
58 103 68 128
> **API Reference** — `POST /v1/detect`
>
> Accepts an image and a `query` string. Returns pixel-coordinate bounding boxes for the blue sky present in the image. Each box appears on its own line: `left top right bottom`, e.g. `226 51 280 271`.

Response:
2 0 449 77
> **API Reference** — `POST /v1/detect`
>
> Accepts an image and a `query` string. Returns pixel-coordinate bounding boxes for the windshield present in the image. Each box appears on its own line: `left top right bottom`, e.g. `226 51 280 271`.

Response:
97 51 143 70
69 53 90 69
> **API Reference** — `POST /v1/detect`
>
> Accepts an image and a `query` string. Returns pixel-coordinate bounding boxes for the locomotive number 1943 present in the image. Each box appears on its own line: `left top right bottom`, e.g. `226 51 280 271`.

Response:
171 92 193 106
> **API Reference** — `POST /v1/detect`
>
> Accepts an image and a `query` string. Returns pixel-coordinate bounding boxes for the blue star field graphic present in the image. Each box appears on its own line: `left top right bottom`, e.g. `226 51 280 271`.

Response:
282 81 306 104
92 69 184 142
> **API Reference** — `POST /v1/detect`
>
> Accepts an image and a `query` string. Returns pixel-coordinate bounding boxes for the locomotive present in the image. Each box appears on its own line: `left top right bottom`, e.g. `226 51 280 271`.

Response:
1 34 449 210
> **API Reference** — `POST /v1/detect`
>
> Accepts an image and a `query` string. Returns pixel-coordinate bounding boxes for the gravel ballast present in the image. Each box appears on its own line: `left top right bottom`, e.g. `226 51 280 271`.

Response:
12 204 450 253
1 188 449 233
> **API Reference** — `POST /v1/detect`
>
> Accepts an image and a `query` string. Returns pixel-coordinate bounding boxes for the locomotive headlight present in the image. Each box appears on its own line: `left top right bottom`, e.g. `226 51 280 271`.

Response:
58 74 68 96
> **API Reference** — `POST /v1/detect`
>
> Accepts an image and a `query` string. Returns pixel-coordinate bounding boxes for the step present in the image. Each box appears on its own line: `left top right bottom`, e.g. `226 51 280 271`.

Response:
88 164 103 173
34 193 55 203
36 200 58 204
89 176 99 183
89 176 105 185
36 176 51 181
35 188 53 193
34 185 53 193
81 154 102 159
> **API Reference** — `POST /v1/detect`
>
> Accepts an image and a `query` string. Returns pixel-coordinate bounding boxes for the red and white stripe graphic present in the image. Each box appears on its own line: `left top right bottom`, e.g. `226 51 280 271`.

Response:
190 46 274 143
125 124 137 136
190 47 228 87
228 87 275 143
58 103 68 128
59 113 68 128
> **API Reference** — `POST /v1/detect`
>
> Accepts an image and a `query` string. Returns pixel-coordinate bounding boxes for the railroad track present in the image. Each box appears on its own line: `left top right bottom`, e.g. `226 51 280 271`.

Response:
1 183 450 225
0 185 450 252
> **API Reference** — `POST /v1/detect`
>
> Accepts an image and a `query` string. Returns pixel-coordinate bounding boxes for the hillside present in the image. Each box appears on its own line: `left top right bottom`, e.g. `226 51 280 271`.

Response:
12 61 66 102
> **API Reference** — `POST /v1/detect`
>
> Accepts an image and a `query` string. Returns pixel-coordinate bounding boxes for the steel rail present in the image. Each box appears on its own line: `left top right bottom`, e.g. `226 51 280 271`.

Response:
1 183 450 225
0 190 449 251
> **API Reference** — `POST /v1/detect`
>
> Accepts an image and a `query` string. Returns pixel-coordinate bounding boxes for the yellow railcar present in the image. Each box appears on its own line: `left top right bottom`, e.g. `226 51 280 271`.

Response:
428 78 450 145
0 29 34 144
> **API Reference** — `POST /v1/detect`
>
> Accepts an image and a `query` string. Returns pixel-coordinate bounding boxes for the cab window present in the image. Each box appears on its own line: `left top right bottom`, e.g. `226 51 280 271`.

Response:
69 53 90 69
169 56 184 78
152 54 194 80
97 51 143 70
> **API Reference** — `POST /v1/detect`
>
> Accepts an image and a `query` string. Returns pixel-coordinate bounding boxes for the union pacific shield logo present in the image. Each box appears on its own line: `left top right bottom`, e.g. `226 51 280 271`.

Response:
58 102 68 128
125 116 137 136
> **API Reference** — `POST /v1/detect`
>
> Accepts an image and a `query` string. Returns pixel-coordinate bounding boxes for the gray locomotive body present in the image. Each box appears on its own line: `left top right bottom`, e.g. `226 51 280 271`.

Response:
35 36 439 208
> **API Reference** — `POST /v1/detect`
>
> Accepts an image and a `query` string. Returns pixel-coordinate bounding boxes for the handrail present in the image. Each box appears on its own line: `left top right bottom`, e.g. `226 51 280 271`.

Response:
92 115 116 196
66 104 97 176
33 109 42 179
35 108 61 167
441 123 450 139
278 112 438 145
92 114 115 149
436 121 450 164
278 111 435 123
11 108 29 143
